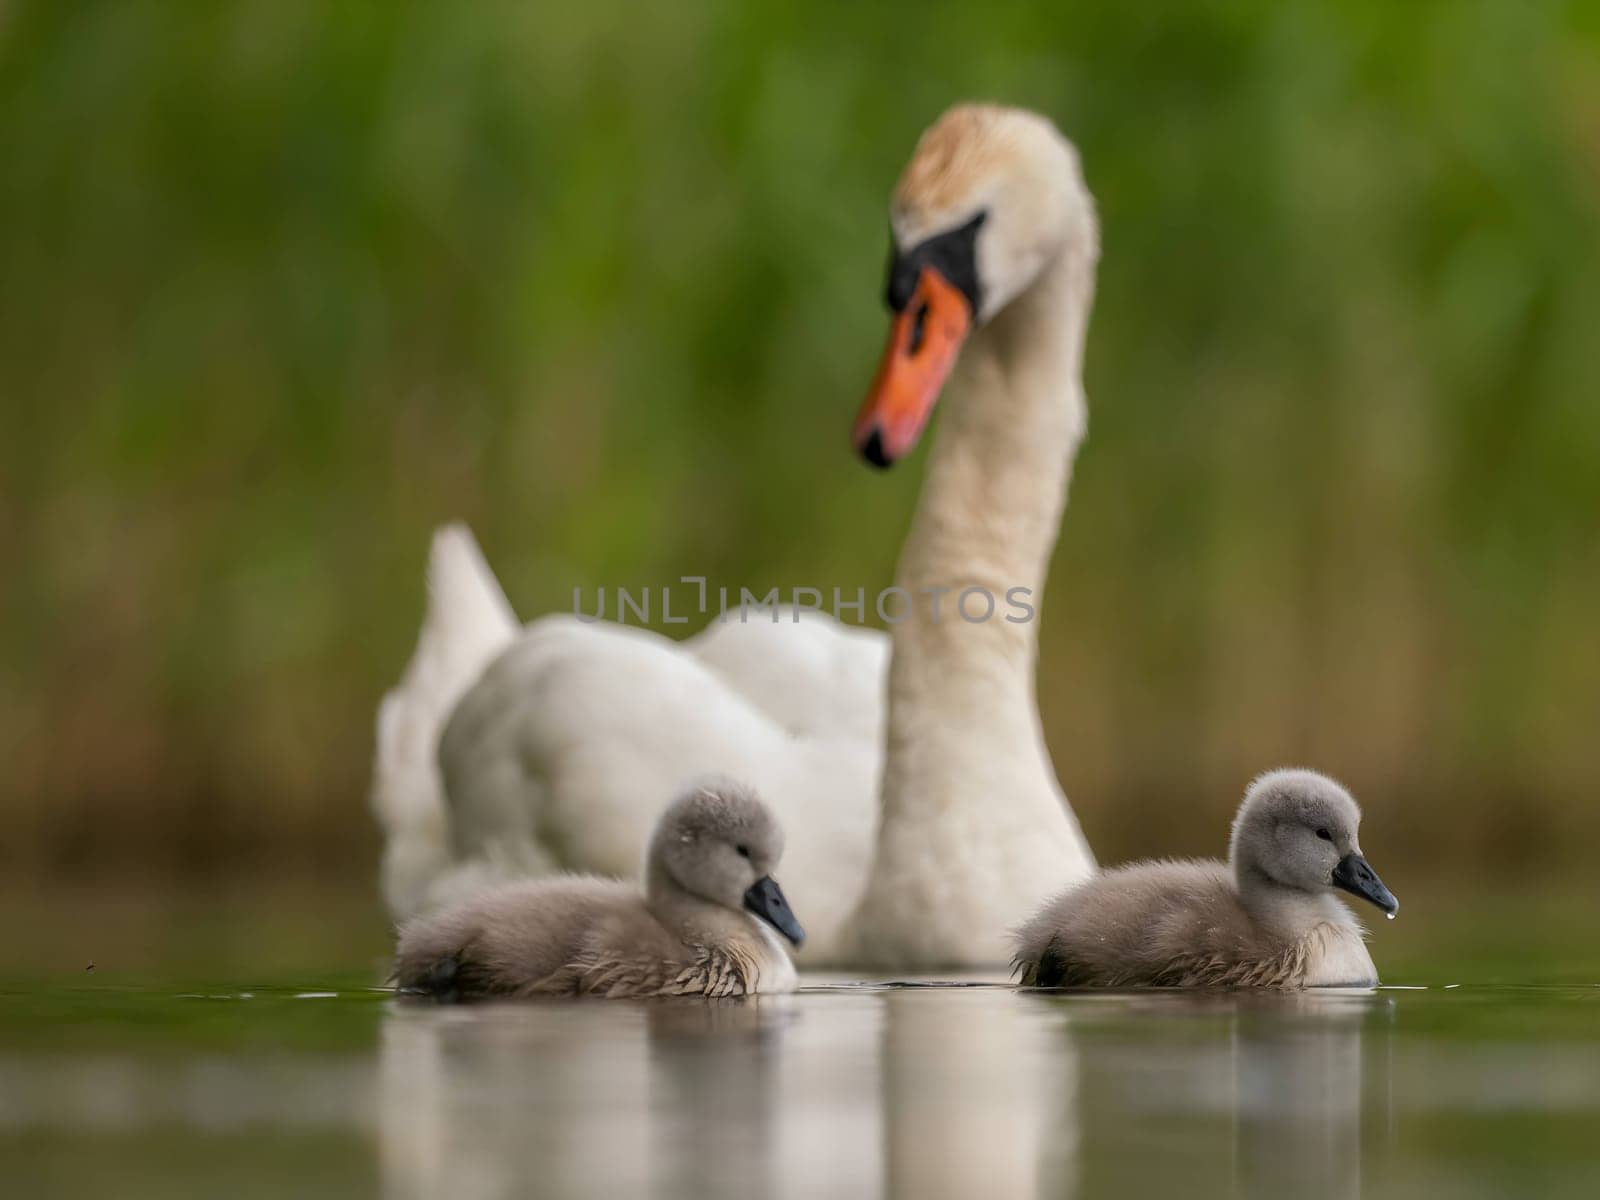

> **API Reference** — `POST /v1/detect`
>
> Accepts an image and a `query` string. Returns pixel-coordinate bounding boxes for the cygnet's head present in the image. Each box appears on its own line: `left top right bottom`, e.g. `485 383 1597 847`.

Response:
1229 769 1398 917
854 102 1099 467
649 778 805 946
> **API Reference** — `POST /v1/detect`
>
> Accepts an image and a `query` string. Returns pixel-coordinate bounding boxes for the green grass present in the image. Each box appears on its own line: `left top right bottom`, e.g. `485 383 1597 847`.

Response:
1 1 1598 891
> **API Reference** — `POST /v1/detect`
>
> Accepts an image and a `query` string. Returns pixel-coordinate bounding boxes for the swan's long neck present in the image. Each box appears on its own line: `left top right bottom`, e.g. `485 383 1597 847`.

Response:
881 241 1094 822
848 237 1098 965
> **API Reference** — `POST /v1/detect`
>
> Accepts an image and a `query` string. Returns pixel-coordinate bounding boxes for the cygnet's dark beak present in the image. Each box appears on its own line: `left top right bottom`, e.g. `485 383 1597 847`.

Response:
1331 853 1399 917
743 876 805 947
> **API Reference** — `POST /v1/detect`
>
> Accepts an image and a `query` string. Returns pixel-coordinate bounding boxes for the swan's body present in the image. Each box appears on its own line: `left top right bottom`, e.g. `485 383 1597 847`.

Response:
374 104 1101 965
424 601 885 950
394 780 803 1000
1012 770 1398 989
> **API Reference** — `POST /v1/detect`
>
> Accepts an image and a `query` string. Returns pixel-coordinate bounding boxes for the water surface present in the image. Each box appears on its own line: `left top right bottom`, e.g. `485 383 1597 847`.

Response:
4 975 1598 1198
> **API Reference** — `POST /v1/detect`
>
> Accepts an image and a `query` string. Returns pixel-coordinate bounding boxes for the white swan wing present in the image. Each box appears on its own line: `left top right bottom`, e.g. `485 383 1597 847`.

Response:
685 607 888 740
429 612 882 954
373 525 518 920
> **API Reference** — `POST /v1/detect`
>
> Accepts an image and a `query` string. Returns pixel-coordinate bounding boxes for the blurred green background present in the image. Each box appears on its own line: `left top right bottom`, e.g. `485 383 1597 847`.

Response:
2 0 1598 962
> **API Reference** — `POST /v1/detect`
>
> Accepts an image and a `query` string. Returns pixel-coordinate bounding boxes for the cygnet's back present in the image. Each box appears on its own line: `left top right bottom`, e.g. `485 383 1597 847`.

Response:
1013 770 1398 990
1013 859 1289 988
394 875 655 998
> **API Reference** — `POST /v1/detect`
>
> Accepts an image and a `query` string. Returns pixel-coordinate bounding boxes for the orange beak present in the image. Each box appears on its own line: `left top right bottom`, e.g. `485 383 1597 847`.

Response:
852 266 973 468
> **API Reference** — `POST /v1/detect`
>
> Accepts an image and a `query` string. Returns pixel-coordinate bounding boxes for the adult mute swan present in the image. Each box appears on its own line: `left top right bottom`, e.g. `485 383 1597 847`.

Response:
374 103 1099 966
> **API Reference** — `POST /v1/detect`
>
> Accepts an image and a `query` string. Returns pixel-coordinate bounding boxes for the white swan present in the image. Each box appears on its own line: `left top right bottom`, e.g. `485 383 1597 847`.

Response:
373 103 1100 965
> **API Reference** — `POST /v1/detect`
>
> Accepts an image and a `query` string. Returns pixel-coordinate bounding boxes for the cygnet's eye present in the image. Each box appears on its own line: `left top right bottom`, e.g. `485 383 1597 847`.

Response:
735 844 751 859
1315 828 1333 842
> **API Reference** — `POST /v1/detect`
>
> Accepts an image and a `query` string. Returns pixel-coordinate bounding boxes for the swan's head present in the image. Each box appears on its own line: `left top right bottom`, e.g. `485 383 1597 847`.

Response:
649 777 805 946
854 103 1098 468
1229 769 1399 917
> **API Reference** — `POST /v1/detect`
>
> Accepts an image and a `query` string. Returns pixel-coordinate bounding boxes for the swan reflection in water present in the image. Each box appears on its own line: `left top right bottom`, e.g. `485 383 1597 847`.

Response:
378 984 1389 1199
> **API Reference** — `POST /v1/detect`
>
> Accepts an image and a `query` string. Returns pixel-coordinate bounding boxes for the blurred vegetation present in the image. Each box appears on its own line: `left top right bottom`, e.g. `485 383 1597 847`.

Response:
2 0 1598 899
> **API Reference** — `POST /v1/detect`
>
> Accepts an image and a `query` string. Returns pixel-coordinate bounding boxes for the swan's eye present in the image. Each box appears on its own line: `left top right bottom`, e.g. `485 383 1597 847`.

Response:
1316 828 1333 842
908 300 930 356
735 844 751 859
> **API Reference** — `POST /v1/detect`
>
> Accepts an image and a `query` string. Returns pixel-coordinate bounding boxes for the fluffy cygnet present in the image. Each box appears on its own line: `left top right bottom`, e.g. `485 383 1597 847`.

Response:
394 778 804 999
1013 769 1397 989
